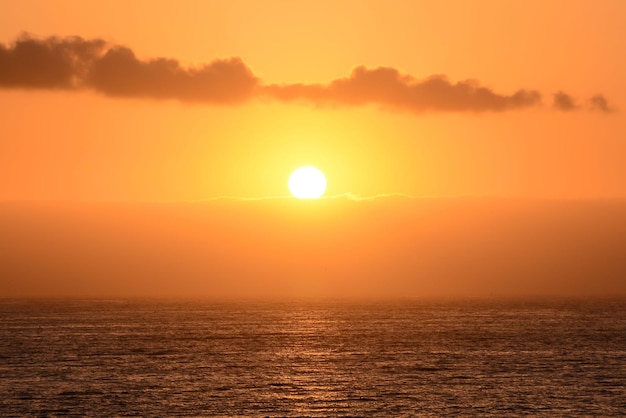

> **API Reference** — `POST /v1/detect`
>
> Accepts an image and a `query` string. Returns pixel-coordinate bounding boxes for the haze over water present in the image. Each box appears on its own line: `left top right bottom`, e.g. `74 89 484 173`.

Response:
1 299 624 416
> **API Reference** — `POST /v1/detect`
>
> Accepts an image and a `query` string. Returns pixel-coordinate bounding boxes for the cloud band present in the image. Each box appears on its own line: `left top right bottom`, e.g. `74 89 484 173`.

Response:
0 35 613 113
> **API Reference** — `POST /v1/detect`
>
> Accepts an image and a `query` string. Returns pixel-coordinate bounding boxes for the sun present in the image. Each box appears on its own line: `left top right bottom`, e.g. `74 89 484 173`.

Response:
288 166 327 199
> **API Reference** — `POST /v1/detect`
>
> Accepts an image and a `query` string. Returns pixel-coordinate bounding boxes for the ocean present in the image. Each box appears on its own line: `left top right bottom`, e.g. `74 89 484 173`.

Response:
1 299 625 416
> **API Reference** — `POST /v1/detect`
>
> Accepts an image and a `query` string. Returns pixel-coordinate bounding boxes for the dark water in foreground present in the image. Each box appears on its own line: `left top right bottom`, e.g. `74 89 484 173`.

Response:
1 300 625 416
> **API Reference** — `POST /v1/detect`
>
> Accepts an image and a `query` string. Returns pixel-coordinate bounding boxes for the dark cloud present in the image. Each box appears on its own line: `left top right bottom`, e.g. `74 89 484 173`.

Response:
553 91 578 111
0 35 105 89
588 94 613 113
88 47 257 103
264 66 542 113
0 35 615 113
0 35 258 103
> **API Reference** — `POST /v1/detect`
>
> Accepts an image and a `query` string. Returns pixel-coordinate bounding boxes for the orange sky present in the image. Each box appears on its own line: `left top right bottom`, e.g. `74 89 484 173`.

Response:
1 1 625 298
1 0 625 200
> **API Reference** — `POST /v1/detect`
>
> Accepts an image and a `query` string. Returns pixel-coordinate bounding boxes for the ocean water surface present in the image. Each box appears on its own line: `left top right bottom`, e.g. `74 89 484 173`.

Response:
1 299 625 416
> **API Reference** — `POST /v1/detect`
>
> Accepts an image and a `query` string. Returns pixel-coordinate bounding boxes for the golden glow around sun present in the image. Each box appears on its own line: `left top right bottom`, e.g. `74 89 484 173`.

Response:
288 166 327 199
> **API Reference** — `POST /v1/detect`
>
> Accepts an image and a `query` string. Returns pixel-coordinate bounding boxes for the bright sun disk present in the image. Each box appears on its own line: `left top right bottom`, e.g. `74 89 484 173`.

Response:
288 166 327 199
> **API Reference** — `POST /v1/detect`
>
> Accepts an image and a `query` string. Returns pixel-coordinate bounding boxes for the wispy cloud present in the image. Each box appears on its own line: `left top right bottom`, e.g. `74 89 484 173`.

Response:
324 192 417 201
589 94 613 113
264 67 541 113
191 192 418 203
553 91 579 111
0 34 615 113
198 195 293 202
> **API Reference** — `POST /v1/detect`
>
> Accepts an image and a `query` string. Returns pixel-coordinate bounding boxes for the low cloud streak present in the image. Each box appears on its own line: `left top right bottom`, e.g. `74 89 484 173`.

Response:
264 67 542 113
0 35 614 113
